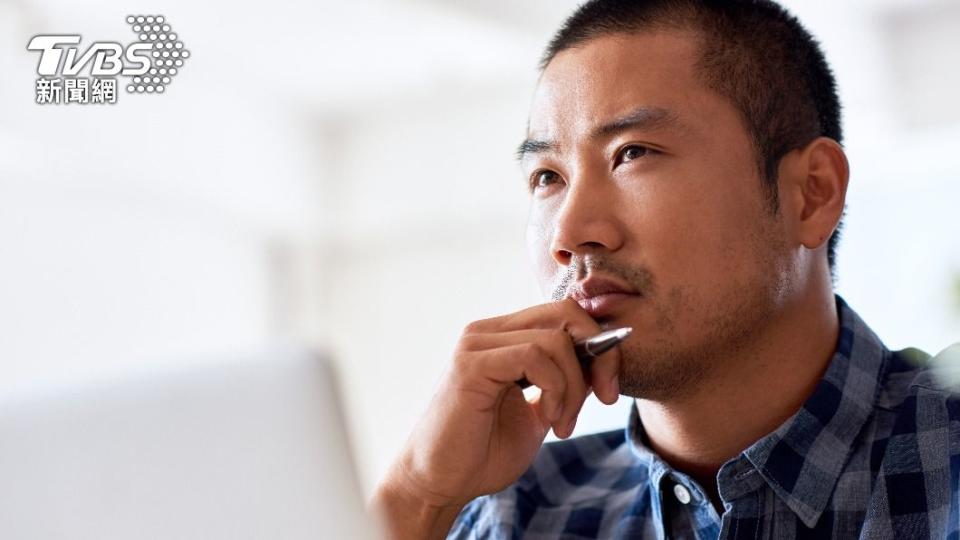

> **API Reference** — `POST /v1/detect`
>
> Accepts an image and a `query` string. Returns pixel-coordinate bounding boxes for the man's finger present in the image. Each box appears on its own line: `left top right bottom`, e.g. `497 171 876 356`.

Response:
457 344 568 421
463 298 601 340
588 348 621 405
456 328 592 435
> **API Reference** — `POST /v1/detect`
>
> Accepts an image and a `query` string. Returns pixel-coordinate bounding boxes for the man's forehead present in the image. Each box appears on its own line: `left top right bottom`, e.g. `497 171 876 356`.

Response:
525 31 702 141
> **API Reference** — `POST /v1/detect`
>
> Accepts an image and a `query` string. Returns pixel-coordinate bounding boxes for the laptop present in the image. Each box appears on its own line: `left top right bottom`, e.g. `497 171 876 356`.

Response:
0 350 383 540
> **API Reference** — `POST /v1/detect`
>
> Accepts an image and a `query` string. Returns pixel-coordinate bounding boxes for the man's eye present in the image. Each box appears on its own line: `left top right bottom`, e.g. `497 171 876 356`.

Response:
531 170 561 190
616 145 650 165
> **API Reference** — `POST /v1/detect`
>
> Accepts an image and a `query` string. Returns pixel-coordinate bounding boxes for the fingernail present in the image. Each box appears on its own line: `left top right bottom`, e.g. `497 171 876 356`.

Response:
566 417 576 436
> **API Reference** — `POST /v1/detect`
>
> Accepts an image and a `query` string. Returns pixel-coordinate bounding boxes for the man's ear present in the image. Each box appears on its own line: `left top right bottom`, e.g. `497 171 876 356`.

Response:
779 137 849 250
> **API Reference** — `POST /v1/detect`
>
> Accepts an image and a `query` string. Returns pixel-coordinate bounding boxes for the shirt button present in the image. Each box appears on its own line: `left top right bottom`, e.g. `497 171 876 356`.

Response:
673 484 691 505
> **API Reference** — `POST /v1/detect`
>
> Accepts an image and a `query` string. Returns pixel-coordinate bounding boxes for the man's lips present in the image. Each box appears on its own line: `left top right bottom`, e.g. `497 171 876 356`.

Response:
566 278 641 318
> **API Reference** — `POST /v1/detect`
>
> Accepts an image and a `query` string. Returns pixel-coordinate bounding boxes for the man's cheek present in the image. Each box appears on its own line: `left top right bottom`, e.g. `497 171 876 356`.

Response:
639 215 715 289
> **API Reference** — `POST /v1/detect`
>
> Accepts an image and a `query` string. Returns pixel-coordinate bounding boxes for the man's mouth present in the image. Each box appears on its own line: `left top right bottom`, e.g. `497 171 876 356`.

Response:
566 277 642 319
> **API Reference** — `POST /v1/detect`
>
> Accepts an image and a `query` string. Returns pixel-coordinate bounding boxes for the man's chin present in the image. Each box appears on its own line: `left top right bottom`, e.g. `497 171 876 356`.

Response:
616 343 712 401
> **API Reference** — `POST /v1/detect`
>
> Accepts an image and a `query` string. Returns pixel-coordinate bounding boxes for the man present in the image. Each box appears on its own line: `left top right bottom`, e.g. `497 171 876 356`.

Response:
371 0 960 538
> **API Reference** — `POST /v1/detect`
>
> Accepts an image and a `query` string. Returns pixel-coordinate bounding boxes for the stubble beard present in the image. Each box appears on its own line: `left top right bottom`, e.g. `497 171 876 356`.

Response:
616 279 781 402
617 227 791 402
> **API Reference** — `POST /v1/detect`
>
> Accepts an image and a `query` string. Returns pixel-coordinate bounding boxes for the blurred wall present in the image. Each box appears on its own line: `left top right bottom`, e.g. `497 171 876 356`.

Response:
0 0 957 492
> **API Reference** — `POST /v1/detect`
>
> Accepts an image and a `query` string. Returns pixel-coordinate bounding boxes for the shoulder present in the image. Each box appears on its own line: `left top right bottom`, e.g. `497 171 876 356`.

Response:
870 344 960 471
879 343 960 418
861 344 960 536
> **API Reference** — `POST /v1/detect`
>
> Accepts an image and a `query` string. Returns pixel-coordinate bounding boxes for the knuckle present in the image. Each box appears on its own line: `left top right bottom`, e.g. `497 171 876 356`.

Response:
559 297 583 314
462 314 506 335
547 328 573 347
551 299 575 318
455 332 480 351
538 367 565 393
520 341 547 358
461 319 487 336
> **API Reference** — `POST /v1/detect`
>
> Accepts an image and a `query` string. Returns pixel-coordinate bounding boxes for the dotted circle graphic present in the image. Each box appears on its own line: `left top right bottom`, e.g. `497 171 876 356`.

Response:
125 15 190 95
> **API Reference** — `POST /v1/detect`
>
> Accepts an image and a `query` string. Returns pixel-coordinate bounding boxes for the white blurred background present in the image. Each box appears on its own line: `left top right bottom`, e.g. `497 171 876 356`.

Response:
0 0 958 493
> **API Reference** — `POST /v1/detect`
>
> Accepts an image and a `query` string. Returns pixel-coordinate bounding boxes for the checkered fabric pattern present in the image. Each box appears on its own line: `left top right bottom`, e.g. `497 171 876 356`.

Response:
447 296 960 539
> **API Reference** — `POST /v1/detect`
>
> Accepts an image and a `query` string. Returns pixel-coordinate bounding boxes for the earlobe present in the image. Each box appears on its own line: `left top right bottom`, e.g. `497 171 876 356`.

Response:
796 137 849 250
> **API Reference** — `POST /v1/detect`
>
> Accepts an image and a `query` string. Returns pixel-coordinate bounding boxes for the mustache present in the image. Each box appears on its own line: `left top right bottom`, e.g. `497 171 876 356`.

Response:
550 255 655 301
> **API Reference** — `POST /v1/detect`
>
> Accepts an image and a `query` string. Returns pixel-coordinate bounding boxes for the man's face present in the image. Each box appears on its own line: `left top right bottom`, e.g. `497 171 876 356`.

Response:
522 30 795 399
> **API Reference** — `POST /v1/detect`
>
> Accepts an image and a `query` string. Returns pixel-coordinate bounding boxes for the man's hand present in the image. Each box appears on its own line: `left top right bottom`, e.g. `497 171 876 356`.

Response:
370 299 622 540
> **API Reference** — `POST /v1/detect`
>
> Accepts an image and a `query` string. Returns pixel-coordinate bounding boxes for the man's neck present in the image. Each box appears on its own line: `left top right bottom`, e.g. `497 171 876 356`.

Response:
636 284 839 510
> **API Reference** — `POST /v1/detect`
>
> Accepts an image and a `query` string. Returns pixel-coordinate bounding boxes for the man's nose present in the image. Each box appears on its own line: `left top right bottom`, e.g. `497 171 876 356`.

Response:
549 177 624 266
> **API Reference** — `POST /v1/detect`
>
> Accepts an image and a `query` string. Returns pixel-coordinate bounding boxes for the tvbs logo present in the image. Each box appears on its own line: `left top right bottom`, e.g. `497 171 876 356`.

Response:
27 36 152 77
28 15 190 105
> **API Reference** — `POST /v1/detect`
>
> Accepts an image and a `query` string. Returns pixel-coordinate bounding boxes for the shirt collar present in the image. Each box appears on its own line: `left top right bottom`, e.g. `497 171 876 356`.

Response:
623 295 890 527
740 295 890 527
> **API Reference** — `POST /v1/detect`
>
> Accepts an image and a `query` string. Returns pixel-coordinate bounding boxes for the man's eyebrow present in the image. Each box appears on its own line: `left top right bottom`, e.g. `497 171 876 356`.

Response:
515 106 684 162
591 106 683 140
515 139 558 161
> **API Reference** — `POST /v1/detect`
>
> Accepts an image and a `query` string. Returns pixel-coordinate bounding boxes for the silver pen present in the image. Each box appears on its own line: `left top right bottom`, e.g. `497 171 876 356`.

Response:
515 327 633 389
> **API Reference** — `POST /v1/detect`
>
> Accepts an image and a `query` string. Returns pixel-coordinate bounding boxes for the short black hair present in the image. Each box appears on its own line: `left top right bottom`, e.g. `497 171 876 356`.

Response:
541 0 844 280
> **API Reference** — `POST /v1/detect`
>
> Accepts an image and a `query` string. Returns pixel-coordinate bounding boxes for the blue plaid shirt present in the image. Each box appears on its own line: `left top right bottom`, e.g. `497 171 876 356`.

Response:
448 296 960 539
